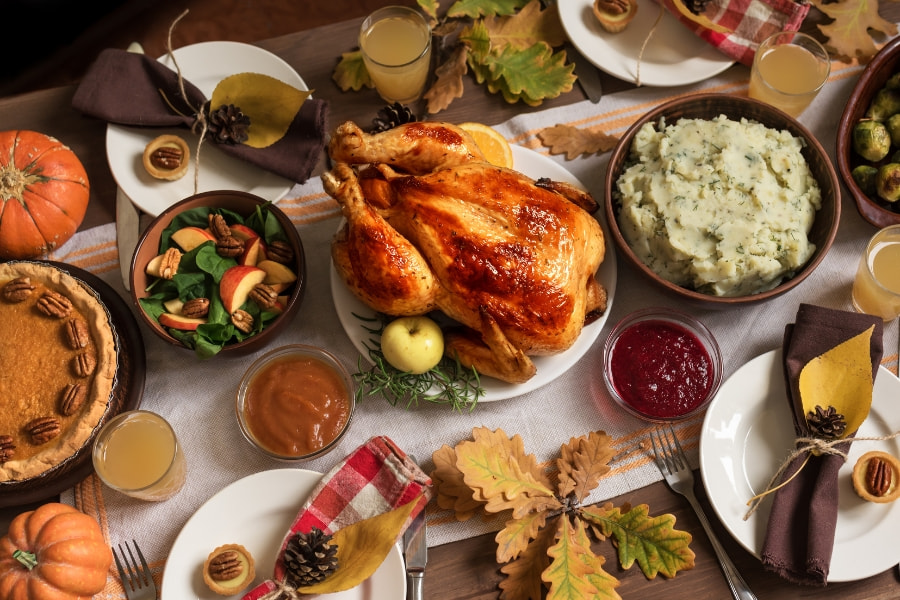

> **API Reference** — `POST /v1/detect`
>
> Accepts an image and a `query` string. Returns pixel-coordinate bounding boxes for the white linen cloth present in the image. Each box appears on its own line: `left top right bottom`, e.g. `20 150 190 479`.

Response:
43 57 898 591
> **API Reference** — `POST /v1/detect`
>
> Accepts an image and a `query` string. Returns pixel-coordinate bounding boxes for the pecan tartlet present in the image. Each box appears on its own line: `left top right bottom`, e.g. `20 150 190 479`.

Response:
592 0 638 33
852 450 900 504
142 134 190 181
202 543 256 596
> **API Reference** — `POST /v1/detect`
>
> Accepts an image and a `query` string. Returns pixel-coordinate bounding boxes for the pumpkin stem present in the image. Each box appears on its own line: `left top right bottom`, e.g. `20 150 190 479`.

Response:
13 549 37 570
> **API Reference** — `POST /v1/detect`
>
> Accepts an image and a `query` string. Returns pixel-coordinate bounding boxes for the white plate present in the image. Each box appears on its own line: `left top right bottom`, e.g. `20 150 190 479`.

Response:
161 469 405 598
330 145 617 401
700 349 900 582
558 0 734 86
106 41 303 216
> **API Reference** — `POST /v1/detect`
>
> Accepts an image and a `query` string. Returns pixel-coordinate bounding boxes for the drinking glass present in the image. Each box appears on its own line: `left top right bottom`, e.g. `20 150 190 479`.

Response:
851 224 900 321
748 31 830 118
359 6 432 104
92 410 187 501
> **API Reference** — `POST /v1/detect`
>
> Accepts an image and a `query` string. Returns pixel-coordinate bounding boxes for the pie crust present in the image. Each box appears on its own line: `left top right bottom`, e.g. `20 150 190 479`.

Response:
202 543 256 596
142 134 190 181
852 450 900 504
0 262 117 482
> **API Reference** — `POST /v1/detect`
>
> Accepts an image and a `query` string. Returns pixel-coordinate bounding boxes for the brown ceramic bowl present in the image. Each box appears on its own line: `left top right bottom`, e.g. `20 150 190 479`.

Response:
130 190 306 356
837 36 900 228
605 93 840 308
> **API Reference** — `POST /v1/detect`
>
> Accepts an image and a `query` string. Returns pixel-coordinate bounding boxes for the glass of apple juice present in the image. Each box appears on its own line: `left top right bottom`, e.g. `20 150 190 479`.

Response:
748 31 830 118
852 224 900 322
92 410 187 501
359 5 432 104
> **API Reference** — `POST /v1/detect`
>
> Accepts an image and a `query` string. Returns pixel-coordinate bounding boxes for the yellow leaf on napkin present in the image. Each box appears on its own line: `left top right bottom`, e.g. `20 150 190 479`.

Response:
295 496 419 594
798 327 876 438
210 72 311 149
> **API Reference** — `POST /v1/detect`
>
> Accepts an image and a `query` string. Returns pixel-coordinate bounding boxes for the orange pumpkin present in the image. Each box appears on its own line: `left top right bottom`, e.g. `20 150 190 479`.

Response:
0 130 90 259
0 502 111 599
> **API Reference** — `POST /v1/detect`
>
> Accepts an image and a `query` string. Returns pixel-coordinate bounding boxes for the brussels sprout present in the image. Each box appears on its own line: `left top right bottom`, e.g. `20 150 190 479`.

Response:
876 163 900 202
887 113 900 147
886 72 900 90
852 165 879 196
853 120 892 162
866 88 900 121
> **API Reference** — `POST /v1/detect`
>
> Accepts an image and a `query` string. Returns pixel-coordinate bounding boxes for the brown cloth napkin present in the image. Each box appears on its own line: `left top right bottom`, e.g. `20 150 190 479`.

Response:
71 48 328 184
760 304 883 585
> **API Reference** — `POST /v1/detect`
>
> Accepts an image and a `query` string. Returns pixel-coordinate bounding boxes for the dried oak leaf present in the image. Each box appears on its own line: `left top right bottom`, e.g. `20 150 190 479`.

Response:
424 45 469 115
538 124 619 159
811 0 897 62
332 50 373 92
470 41 575 106
557 430 615 502
568 516 621 600
431 442 483 520
581 503 695 579
499 515 558 600
447 0 531 19
418 0 439 21
542 516 620 600
482 0 567 50
495 510 550 563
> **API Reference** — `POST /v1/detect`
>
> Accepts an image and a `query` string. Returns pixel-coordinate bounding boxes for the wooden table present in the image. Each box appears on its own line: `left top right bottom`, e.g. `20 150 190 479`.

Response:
3 5 900 599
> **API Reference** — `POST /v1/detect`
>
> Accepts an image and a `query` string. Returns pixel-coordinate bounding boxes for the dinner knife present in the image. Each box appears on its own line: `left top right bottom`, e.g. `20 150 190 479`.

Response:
115 187 140 291
404 456 427 600
569 43 604 103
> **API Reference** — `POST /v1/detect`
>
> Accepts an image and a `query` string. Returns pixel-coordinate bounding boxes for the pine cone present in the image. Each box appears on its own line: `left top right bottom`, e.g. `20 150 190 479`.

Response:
372 102 417 133
206 102 251 144
685 0 712 15
283 527 339 587
806 405 847 439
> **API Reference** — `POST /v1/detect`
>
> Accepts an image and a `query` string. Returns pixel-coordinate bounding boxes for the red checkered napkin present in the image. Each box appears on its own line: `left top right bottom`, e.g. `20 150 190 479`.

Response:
242 436 432 600
659 0 811 66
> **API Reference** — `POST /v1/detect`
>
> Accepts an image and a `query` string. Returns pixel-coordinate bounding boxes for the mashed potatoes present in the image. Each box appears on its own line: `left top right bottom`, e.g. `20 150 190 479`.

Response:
615 114 822 297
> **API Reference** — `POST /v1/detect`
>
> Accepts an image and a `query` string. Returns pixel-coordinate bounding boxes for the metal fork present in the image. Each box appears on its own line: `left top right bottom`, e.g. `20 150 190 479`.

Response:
650 426 757 600
112 540 158 600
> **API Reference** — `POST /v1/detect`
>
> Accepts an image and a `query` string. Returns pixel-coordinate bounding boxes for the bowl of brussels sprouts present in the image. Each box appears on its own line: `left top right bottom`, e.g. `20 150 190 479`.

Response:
838 36 900 228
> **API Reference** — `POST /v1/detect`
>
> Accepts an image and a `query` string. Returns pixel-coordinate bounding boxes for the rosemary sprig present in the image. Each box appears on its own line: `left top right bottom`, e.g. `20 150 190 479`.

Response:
352 313 484 412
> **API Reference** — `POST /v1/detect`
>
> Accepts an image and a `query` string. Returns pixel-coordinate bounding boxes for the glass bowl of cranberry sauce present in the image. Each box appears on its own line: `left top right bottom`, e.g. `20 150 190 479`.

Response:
602 307 723 422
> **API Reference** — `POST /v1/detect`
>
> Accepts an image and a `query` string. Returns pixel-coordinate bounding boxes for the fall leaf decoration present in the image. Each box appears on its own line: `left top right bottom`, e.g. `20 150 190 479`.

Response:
538 123 620 159
811 0 898 62
433 427 695 599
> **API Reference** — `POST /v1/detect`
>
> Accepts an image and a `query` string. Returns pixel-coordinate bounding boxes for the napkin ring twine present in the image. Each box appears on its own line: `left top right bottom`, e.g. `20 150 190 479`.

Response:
743 431 900 520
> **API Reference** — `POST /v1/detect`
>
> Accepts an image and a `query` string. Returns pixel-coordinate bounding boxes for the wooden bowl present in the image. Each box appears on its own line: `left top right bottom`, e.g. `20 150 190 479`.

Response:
604 93 840 308
130 191 306 356
836 36 900 228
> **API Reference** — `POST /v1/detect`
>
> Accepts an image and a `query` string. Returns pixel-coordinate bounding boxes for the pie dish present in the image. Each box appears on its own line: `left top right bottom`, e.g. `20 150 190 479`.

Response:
0 261 117 482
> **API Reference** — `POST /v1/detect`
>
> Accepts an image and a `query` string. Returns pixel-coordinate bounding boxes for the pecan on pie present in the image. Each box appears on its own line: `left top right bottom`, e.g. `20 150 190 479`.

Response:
0 261 117 482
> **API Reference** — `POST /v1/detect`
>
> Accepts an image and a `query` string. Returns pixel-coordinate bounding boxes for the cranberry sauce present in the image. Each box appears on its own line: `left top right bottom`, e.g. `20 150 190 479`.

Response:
608 319 713 419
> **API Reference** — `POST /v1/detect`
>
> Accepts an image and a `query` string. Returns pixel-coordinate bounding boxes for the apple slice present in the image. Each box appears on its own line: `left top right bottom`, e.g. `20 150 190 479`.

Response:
163 297 185 314
145 254 163 277
220 265 267 314
159 312 206 331
171 226 216 252
268 295 291 315
230 223 260 243
257 259 297 287
238 236 267 267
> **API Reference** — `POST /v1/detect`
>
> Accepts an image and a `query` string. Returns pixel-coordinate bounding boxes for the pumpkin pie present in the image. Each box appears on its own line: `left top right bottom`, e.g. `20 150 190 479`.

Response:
0 261 117 482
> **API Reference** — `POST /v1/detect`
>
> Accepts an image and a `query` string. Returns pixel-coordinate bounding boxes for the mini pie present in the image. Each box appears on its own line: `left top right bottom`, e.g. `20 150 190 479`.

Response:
202 543 256 596
593 0 638 33
852 450 900 503
142 134 190 180
0 261 117 482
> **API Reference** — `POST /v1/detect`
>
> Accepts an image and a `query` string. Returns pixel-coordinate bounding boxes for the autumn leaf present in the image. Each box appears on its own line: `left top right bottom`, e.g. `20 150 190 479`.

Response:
811 0 898 62
570 516 621 600
416 0 439 22
669 0 731 33
581 503 695 579
448 0 531 19
557 431 615 502
538 124 619 159
496 509 550 563
424 45 469 115
332 50 372 92
499 518 558 600
472 42 575 106
542 516 604 600
482 0 567 50
431 443 484 520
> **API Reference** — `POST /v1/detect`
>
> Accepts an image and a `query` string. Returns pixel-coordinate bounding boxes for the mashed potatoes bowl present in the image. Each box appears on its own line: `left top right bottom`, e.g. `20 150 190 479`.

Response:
604 94 840 307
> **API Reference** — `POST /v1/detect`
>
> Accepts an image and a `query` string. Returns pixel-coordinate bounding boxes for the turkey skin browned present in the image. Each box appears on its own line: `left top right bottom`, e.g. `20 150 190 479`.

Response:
323 121 607 384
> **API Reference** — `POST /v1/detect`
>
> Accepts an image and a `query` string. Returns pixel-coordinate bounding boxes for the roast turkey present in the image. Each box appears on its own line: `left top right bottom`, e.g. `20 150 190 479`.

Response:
323 121 607 383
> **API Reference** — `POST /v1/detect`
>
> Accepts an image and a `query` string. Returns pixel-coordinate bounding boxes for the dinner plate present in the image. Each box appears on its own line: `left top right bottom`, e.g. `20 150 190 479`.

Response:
0 261 145 508
162 469 405 598
330 145 617 401
106 41 305 217
558 0 734 86
700 349 900 582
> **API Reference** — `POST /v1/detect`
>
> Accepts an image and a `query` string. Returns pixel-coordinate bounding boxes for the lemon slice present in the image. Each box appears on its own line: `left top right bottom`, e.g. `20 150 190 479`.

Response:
458 122 514 169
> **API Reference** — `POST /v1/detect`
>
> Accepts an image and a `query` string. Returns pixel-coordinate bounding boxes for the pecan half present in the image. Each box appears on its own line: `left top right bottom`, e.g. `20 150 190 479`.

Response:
249 283 278 309
59 383 87 416
216 235 243 258
231 309 254 333
73 352 97 377
866 457 893 497
27 417 61 445
208 551 244 581
266 240 294 264
597 0 629 14
65 318 91 349
2 277 35 302
150 146 184 170
37 290 72 317
208 213 232 240
0 435 15 463
182 298 210 318
159 247 183 280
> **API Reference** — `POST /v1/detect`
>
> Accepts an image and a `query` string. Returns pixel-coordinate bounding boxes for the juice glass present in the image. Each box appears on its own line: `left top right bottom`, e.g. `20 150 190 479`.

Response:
92 410 186 501
851 224 900 321
359 6 432 104
748 31 830 118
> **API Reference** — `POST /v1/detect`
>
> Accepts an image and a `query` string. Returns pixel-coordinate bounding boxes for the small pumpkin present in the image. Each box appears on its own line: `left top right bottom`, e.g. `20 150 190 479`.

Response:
0 130 90 259
0 502 111 599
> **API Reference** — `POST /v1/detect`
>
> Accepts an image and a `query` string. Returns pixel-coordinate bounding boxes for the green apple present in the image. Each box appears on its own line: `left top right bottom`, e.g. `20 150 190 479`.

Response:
380 316 444 374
